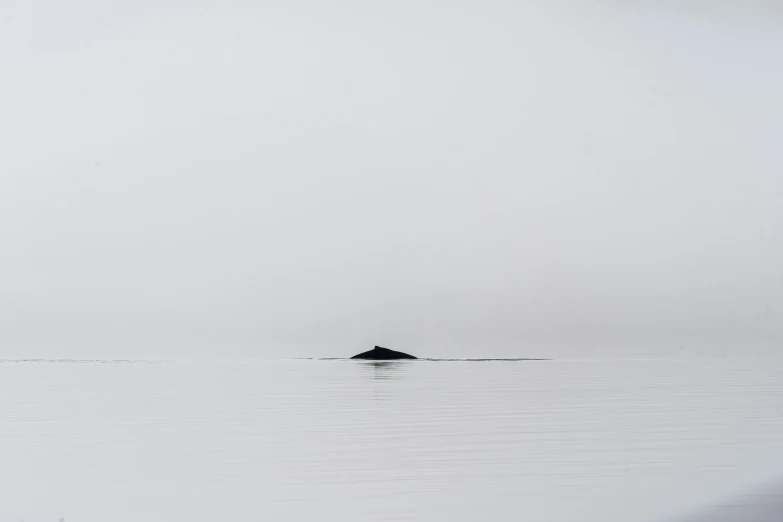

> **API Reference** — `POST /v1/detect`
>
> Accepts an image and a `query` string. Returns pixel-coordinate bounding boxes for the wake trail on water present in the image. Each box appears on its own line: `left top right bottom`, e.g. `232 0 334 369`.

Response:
303 358 550 361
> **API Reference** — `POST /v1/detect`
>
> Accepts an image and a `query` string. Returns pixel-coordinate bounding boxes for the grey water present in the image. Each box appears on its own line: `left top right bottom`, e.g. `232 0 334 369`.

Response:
1 356 782 522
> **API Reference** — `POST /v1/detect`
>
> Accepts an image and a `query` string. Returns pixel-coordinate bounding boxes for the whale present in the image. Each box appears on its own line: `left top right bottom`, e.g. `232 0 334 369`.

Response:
350 346 417 360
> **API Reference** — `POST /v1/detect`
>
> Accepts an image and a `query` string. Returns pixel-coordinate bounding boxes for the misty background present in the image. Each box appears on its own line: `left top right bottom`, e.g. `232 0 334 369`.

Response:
1 1 781 358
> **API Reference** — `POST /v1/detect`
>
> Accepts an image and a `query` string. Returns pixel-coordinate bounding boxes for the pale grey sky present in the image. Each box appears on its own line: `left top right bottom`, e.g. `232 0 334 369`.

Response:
1 1 781 357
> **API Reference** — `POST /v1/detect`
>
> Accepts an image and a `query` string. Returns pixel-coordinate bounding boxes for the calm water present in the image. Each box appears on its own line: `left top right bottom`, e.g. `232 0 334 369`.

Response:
1 357 782 522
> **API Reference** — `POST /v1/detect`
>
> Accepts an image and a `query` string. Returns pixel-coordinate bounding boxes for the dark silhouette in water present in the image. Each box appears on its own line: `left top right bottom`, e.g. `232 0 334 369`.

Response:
351 346 417 360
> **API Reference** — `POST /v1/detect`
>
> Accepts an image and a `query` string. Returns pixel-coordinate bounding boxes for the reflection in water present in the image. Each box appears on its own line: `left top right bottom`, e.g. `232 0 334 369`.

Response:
356 360 412 380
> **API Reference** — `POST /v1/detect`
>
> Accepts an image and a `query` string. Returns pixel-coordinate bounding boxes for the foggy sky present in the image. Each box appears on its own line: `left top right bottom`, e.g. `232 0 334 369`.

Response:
1 1 781 357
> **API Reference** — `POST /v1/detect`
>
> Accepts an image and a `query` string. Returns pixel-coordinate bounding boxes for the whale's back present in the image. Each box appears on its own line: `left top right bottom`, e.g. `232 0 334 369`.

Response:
350 346 417 360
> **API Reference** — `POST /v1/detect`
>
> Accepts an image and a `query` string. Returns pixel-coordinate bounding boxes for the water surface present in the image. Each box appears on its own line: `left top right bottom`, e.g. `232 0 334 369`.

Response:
1 357 781 522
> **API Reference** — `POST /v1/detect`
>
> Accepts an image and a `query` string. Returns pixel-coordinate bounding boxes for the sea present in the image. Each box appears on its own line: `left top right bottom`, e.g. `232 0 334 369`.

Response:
1 356 782 522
